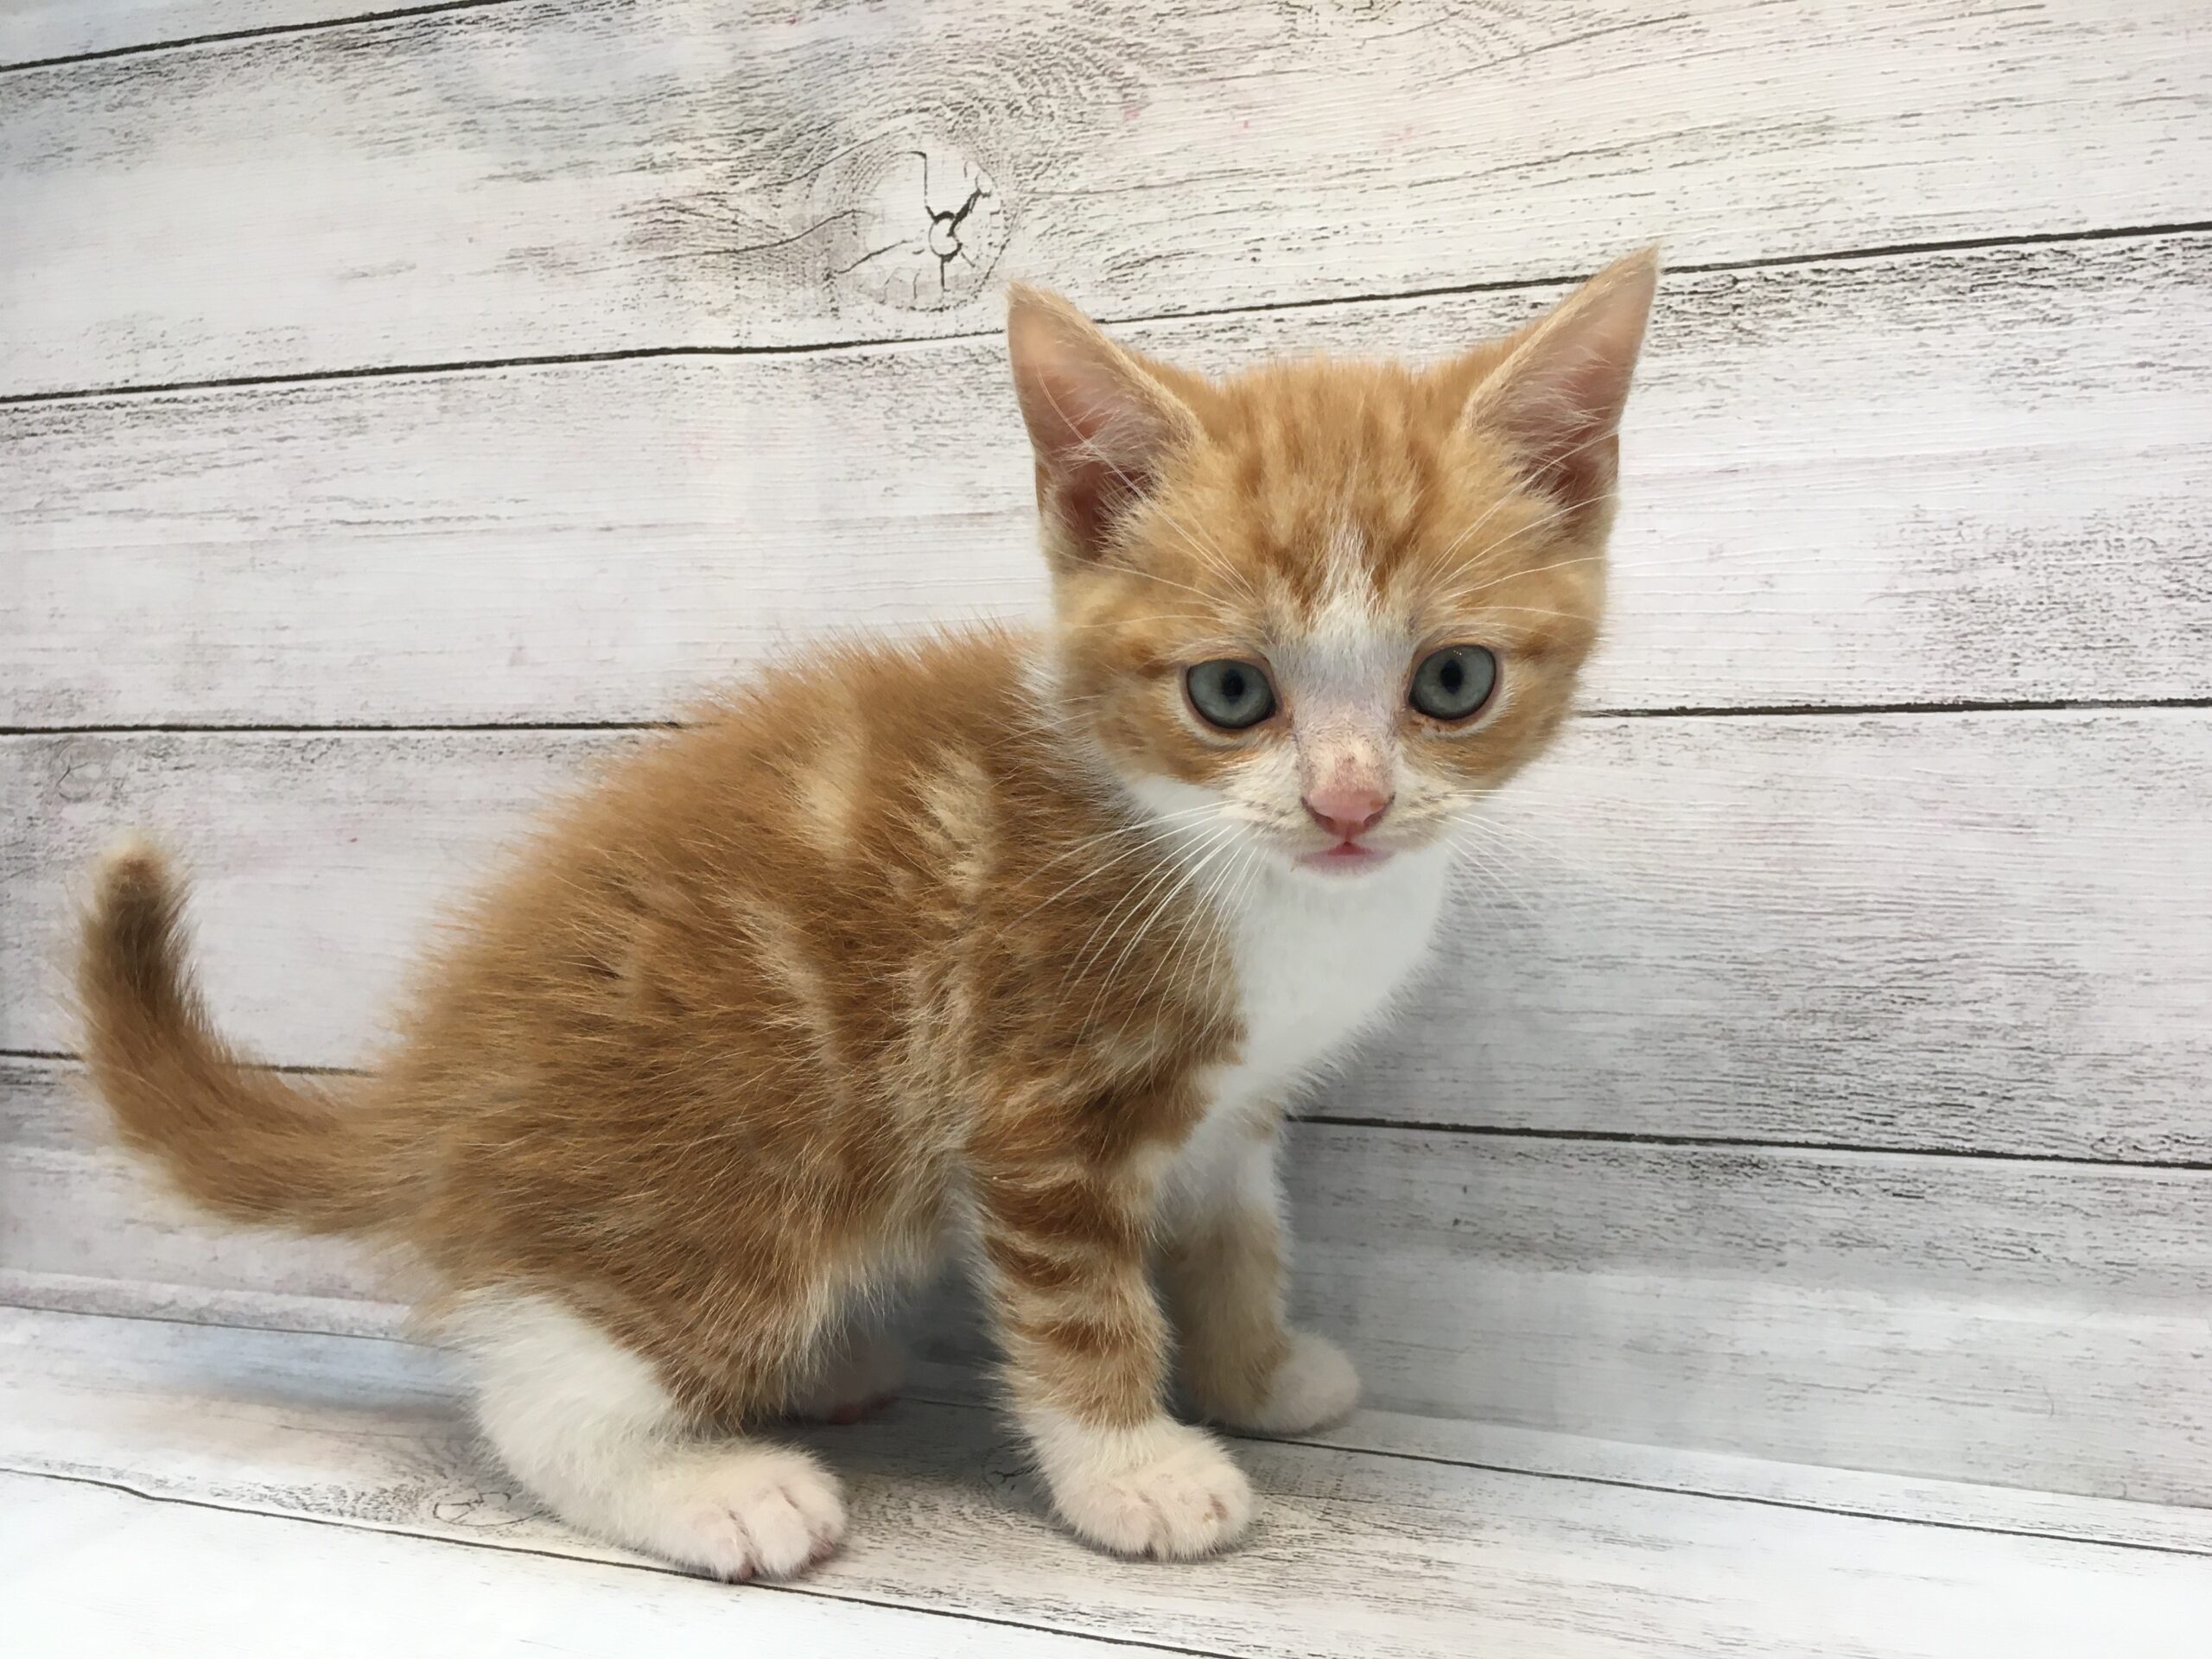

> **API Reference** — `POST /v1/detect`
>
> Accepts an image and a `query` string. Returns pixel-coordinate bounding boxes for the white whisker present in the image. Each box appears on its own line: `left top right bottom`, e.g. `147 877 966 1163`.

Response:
1072 822 1243 1036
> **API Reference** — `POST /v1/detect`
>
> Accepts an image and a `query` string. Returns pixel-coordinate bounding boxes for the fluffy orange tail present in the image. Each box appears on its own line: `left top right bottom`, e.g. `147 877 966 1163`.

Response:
76 840 404 1235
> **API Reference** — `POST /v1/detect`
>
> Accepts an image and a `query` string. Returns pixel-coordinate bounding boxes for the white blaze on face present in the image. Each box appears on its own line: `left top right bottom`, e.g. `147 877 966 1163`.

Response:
1273 526 1402 817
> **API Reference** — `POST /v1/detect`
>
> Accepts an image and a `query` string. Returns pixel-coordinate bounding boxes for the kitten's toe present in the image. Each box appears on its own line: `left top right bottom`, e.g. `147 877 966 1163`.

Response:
643 1446 847 1581
1231 1330 1360 1436
1037 1416 1255 1560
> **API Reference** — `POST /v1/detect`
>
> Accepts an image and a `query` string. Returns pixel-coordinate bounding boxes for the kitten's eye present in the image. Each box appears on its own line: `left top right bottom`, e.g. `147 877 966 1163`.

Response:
1184 659 1277 731
1409 645 1499 722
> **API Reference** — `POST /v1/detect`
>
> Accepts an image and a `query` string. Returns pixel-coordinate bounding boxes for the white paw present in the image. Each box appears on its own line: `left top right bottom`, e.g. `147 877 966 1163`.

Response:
1028 1412 1255 1560
632 1445 846 1581
1235 1331 1360 1435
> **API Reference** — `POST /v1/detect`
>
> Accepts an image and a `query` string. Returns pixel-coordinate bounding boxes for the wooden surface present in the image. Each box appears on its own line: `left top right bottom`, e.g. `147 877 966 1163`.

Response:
5 1307 2209 1659
10 1057 2209 1503
9 713 2209 1160
0 0 435 68
3 1475 1142 1659
5 1 2210 394
9 234 2209 727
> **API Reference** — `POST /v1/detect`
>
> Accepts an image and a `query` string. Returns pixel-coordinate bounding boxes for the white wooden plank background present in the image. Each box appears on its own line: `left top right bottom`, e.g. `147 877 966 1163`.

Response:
10 1057 2209 1503
0 0 442 69
9 713 2207 1160
8 234 2208 727
4 0 2209 394
6 1309 2209 1659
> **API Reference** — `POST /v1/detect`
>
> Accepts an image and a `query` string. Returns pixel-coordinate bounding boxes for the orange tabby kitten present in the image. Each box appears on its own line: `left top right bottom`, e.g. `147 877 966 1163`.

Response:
79 252 1656 1580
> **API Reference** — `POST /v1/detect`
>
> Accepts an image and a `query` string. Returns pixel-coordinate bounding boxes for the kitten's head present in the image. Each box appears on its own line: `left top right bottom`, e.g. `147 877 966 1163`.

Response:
1007 254 1656 880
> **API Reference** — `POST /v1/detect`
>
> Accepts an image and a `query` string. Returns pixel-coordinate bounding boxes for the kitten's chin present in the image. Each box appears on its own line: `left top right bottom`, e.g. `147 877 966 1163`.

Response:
1292 843 1395 877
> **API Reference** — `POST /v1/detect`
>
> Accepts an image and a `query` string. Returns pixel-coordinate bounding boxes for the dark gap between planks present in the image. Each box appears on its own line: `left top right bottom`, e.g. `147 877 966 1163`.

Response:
0 222 2207 410
5 1049 2208 1173
0 0 524 76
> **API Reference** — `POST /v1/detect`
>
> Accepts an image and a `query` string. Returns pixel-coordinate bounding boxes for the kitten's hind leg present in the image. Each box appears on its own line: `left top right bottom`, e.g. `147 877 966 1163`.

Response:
454 1293 845 1581
784 1308 908 1426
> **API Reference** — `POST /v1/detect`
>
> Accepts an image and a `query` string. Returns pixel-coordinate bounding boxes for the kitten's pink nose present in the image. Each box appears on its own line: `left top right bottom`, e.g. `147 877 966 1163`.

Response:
1303 787 1394 842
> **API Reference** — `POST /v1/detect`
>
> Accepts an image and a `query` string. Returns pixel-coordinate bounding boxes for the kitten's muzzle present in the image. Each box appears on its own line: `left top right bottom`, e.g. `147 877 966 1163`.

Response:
1302 788 1393 845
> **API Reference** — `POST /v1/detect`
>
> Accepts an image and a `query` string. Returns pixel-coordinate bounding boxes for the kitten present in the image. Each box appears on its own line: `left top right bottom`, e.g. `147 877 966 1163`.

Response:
77 251 1656 1580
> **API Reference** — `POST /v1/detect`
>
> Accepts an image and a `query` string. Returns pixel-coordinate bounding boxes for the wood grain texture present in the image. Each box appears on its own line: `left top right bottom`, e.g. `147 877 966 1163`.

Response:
10 1058 2209 1502
0 0 456 69
0 1059 397 1319
5 0 2209 393
1284 1122 2212 1504
6 1309 2209 1659
1356 707 2212 1159
8 235 2209 725
1305 1411 2212 1561
1 1474 1151 1659
9 1280 2211 1563
8 712 2208 1158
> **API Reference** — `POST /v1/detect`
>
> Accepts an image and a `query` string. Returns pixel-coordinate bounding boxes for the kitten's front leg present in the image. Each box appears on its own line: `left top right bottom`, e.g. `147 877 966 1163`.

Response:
974 1147 1255 1559
1160 1125 1360 1437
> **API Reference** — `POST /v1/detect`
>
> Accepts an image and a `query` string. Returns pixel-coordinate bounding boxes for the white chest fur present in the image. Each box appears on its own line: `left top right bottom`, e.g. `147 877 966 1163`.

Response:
1158 850 1447 1218
1215 851 1450 1110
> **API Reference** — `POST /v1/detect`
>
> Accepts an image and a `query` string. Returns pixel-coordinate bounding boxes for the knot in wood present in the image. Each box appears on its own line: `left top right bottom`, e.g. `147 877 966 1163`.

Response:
50 740 111 805
830 143 1006 313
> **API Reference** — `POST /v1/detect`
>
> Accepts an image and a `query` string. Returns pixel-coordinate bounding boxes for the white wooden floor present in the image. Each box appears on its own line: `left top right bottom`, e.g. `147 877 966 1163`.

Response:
3 1304 2207 1659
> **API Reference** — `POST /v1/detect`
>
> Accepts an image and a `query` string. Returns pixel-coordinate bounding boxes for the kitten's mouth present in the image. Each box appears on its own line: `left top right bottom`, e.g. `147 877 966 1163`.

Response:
1296 839 1391 874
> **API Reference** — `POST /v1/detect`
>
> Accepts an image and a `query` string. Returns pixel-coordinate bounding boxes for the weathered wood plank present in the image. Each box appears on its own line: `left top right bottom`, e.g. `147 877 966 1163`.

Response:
1289 1122 2212 1504
1308 1412 2212 1561
4 0 2208 393
6 1310 2209 1658
9 1059 2209 1501
9 236 2209 725
9 1272 2210 1560
0 1060 397 1316
1355 707 2212 1159
0 1472 1154 1659
0 0 423 68
7 711 2208 1158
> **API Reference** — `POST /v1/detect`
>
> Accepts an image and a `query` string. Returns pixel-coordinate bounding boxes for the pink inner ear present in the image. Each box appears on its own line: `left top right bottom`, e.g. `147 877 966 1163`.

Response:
1497 345 1633 504
1007 296 1192 561
1470 255 1656 513
1020 352 1128 461
1027 362 1158 538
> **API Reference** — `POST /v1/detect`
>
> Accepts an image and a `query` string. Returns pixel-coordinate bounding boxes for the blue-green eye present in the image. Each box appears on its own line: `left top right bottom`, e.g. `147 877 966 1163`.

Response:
1185 659 1276 730
1409 645 1498 721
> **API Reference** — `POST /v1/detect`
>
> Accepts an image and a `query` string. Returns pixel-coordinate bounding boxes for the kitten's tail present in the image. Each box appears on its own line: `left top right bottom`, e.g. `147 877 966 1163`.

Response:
76 839 407 1235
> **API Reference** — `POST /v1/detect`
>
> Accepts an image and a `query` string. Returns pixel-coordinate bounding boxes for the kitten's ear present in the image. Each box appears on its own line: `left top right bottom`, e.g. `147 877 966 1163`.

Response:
1007 284 1200 565
1460 249 1658 522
